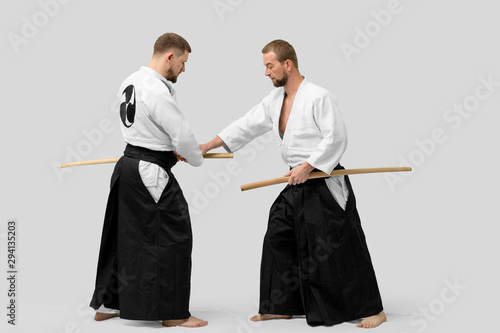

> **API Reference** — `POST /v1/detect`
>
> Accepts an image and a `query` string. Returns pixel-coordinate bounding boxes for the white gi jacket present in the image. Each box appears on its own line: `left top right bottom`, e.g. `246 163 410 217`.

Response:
218 78 349 208
119 66 203 167
117 66 203 204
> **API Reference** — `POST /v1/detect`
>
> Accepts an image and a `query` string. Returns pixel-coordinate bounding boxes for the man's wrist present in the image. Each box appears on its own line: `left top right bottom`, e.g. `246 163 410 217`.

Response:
303 161 314 172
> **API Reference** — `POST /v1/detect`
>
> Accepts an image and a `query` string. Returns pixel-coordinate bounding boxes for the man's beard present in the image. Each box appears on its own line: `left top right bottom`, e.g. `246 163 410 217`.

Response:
166 68 179 83
273 72 288 87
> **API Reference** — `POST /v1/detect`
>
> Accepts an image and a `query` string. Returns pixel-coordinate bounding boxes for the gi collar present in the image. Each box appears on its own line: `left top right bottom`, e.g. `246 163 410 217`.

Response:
140 66 175 96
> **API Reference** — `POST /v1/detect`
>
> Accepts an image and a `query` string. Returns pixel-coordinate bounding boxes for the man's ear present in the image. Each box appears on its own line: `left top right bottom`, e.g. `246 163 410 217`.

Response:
164 52 174 62
285 59 293 71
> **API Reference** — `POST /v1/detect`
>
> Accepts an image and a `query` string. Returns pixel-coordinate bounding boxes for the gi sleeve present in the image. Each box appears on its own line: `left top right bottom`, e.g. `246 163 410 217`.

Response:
218 95 273 153
145 92 204 167
306 93 348 175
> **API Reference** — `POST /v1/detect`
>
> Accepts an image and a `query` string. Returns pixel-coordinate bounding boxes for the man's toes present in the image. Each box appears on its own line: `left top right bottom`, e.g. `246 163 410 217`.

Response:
94 312 119 321
357 320 369 328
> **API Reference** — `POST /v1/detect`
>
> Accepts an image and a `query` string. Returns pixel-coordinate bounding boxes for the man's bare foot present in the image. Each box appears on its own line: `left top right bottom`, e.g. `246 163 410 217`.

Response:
250 314 293 322
162 316 208 328
94 312 120 321
356 311 387 328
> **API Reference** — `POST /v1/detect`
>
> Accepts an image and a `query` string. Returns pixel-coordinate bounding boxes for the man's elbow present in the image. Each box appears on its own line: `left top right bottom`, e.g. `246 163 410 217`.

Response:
341 136 348 152
188 156 204 167
192 159 203 167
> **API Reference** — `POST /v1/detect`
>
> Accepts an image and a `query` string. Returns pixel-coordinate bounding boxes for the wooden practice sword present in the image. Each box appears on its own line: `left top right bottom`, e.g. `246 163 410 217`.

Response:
240 167 412 191
60 153 233 168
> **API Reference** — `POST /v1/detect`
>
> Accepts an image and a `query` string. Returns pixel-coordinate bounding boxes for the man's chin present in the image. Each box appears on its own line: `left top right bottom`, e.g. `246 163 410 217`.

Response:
271 77 287 87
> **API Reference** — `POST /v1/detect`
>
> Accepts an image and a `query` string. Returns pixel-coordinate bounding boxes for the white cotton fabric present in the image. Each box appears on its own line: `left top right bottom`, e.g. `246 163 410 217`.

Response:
118 66 203 167
96 304 119 314
325 176 349 210
138 160 169 203
218 78 349 209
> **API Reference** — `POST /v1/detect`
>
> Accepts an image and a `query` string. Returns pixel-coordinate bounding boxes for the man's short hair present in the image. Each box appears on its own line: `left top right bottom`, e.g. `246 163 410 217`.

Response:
262 39 299 69
153 33 192 56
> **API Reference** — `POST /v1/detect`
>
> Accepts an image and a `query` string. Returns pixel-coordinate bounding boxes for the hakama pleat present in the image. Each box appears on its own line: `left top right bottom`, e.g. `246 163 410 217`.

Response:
259 165 383 326
90 145 192 321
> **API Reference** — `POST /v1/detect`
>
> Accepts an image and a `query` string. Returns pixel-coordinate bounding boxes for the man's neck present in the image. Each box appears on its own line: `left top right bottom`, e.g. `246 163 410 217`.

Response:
283 72 304 97
147 59 168 79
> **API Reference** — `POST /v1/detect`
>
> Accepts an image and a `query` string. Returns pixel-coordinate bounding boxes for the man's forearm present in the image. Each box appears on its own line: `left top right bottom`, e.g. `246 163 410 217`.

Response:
200 135 226 155
206 136 225 150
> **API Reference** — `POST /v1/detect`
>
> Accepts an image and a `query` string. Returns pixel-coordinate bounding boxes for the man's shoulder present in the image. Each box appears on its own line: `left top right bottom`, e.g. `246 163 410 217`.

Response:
120 69 142 85
118 70 142 93
118 69 171 100
302 79 334 98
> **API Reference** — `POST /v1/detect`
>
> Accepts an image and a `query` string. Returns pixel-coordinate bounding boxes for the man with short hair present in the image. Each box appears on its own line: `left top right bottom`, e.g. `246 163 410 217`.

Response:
89 33 207 328
201 39 386 328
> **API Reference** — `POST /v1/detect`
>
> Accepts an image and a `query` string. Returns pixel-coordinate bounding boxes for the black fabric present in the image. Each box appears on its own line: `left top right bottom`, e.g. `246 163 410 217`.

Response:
258 164 383 326
89 145 192 321
120 85 136 128
123 144 178 171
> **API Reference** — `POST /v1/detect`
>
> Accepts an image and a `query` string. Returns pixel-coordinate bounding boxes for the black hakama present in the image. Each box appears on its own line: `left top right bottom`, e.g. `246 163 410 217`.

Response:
90 144 192 320
258 165 383 326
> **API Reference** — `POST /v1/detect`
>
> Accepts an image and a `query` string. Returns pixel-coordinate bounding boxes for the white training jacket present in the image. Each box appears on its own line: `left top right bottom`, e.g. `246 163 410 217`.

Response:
218 78 349 208
218 78 347 175
118 66 203 167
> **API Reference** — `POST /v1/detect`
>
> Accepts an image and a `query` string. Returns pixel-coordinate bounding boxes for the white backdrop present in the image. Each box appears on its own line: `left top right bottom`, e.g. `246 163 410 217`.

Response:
1 0 499 332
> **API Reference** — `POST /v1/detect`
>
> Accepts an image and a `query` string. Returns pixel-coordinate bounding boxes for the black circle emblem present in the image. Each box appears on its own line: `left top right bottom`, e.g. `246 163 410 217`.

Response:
120 85 136 128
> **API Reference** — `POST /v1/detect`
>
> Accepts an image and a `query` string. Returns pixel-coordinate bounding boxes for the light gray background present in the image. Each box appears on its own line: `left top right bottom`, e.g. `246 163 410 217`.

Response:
1 0 499 332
